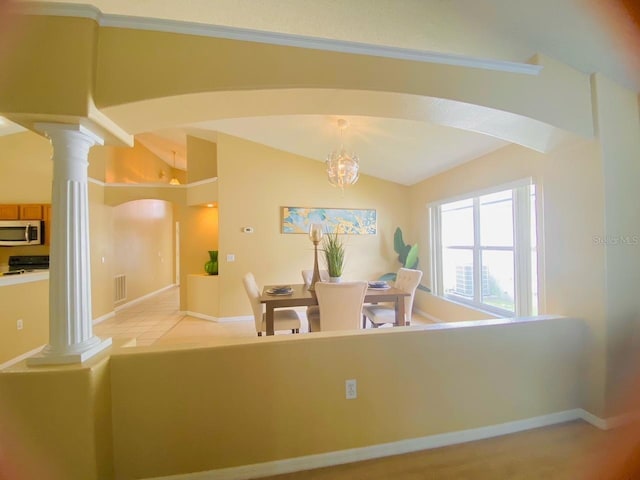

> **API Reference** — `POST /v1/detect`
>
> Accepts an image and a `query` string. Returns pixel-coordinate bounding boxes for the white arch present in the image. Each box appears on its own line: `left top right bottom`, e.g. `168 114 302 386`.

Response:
102 88 578 155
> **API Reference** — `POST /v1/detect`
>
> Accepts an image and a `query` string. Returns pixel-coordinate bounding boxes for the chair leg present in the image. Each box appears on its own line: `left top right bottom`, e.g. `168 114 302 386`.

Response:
257 332 262 337
362 315 367 329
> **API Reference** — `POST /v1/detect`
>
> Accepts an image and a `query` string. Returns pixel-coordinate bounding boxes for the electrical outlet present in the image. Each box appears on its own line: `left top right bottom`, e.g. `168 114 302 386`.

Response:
346 379 357 399
226 254 235 262
17 319 23 330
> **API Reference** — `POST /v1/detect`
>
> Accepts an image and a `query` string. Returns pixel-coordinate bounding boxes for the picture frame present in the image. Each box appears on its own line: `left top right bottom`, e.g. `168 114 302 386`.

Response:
281 207 377 235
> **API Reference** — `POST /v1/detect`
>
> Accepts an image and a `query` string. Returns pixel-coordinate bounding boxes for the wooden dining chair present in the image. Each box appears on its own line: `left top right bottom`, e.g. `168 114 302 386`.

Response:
311 281 368 332
242 272 301 336
362 268 423 328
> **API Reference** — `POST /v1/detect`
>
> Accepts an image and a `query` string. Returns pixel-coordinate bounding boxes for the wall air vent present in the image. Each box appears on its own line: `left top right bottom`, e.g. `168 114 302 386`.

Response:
114 274 127 303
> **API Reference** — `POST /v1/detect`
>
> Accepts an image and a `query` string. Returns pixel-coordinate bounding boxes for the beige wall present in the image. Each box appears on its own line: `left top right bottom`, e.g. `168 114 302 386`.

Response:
186 274 219 317
177 204 219 310
112 199 174 303
89 182 115 320
0 15 96 118
0 131 52 267
0 131 51 203
0 356 112 480
216 133 409 318
0 317 585 479
107 318 584 479
105 140 184 185
591 74 640 416
0 279 48 365
418 294 500 322
186 135 217 182
409 138 607 413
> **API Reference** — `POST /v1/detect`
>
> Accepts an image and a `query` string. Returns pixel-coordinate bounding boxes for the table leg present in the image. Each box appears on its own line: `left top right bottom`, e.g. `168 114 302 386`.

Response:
395 296 406 327
266 306 275 336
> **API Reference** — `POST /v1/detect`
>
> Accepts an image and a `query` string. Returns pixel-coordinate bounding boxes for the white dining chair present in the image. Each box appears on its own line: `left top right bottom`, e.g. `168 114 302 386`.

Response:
362 268 423 328
301 269 330 330
310 281 368 332
242 272 301 336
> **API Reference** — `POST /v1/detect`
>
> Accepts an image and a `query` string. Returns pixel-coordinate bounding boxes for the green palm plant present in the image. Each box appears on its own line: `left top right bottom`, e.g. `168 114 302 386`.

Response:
322 230 345 278
380 227 430 292
393 227 419 269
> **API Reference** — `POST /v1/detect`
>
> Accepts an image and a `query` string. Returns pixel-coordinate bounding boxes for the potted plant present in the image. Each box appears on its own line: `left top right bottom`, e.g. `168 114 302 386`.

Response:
322 230 345 282
379 227 430 292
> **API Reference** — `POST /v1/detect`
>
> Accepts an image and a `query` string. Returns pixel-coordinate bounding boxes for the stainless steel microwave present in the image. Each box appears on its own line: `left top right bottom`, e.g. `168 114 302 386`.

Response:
0 220 44 246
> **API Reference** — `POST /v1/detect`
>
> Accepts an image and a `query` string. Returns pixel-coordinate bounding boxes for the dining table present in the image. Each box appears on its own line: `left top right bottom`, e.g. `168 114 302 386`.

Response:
259 283 410 336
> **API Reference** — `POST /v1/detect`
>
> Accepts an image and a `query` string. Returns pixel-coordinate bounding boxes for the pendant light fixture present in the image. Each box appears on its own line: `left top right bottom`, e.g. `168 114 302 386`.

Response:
326 118 359 190
169 150 181 185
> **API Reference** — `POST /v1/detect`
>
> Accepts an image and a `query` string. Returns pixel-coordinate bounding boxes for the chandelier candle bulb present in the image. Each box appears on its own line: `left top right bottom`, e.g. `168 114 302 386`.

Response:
309 224 323 243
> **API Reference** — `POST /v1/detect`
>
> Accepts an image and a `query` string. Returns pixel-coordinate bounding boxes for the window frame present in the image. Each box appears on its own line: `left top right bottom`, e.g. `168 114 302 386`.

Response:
429 179 540 317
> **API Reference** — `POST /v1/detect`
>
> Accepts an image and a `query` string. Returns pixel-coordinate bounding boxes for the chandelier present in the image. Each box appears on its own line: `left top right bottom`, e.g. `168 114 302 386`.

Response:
169 150 181 185
326 119 359 190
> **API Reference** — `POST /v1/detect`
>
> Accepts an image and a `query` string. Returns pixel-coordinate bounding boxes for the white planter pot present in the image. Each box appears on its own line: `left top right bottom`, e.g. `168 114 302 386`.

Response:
329 276 342 283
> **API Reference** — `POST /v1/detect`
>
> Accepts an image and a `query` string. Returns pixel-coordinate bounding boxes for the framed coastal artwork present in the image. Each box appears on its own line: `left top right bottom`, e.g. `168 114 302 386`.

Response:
281 207 377 235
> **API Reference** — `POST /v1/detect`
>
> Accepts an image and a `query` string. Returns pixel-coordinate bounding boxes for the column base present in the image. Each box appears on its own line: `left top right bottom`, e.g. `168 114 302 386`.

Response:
27 337 113 366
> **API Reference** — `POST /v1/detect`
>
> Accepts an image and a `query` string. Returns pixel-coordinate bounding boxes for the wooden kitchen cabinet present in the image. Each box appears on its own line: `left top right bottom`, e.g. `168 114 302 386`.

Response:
19 204 44 220
0 204 49 220
0 205 19 219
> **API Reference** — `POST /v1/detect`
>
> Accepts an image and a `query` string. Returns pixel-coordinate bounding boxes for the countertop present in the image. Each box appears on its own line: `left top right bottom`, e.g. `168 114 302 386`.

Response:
0 270 49 287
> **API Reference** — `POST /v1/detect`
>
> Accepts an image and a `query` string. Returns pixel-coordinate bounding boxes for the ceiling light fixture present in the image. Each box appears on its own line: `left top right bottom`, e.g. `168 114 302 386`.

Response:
169 150 181 186
326 118 359 190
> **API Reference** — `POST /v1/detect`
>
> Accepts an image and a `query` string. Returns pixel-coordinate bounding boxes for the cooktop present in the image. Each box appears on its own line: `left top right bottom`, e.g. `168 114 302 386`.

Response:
8 255 50 271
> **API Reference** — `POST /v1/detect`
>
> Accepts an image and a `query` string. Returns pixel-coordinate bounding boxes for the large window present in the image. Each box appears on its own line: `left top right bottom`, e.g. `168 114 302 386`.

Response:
430 181 538 316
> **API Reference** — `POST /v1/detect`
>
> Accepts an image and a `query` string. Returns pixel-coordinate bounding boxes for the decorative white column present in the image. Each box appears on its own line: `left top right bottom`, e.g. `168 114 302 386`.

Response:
28 123 112 366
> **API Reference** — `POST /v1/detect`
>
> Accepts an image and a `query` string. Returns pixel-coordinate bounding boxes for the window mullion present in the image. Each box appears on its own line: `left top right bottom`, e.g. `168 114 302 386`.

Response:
473 197 482 304
430 206 443 296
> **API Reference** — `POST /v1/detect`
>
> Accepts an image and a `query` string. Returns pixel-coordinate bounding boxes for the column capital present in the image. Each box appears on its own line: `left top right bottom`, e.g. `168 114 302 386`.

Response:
34 122 105 147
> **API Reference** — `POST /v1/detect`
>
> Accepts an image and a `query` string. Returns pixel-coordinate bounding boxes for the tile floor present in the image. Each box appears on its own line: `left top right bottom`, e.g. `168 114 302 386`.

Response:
94 285 431 348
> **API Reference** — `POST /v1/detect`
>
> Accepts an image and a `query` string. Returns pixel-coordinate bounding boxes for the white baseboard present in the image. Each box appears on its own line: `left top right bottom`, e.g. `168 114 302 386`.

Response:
114 284 177 312
214 315 253 323
146 408 608 480
414 307 442 323
184 311 218 322
577 407 637 430
578 408 610 429
93 311 115 325
182 312 253 323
